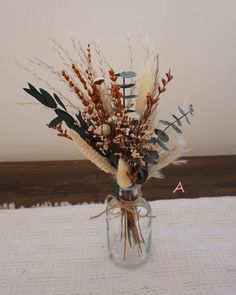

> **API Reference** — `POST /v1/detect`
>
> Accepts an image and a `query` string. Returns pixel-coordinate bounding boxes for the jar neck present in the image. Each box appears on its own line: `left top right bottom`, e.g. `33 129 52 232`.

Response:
119 184 142 201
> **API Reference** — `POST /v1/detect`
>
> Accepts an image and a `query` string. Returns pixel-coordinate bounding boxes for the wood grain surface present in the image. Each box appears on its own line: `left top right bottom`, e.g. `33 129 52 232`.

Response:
0 156 235 208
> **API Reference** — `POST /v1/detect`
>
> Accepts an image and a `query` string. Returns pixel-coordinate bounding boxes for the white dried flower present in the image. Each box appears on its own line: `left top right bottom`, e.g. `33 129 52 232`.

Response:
94 124 111 136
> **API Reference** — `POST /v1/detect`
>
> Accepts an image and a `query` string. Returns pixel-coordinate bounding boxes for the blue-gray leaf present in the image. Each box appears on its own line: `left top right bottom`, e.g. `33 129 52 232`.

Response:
178 106 185 115
171 123 182 133
189 104 194 116
156 138 169 151
144 151 159 165
117 83 135 89
154 129 169 142
159 120 171 126
185 115 190 124
147 137 157 144
115 71 137 78
172 114 182 126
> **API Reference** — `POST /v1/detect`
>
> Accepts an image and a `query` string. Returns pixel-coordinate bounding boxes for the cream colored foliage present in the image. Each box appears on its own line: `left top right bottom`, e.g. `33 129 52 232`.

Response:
116 158 132 189
135 58 153 115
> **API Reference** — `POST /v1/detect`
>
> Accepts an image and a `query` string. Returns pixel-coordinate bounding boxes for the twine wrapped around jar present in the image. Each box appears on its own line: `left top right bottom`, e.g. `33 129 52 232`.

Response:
90 194 154 220
91 186 154 262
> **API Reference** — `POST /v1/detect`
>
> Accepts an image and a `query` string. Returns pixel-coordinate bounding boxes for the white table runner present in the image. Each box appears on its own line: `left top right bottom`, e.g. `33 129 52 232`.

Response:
0 197 235 295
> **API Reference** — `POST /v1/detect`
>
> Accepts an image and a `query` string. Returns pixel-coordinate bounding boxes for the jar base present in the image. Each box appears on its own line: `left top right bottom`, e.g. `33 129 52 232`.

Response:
108 237 151 268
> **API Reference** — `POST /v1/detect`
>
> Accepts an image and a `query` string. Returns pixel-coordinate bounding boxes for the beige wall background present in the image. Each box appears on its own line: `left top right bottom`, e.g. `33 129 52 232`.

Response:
0 0 235 162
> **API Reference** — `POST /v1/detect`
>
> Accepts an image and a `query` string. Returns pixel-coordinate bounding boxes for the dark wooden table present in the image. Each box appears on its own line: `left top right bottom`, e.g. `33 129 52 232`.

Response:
0 156 235 208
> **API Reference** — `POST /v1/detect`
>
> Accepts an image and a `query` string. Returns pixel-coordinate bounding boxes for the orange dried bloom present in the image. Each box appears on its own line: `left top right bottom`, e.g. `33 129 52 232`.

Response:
109 69 118 82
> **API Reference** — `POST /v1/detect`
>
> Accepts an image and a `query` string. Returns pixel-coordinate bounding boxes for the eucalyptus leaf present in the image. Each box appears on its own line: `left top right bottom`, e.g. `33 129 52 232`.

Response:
115 71 137 78
171 123 182 133
117 83 135 89
53 93 67 111
156 138 169 151
159 120 171 126
147 137 157 144
189 104 194 115
172 114 182 126
185 115 190 124
154 129 169 142
178 106 185 115
47 116 63 128
144 151 159 165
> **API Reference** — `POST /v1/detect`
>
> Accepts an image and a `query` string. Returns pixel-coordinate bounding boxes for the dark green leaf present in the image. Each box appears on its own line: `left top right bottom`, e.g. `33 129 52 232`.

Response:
75 112 87 129
172 114 182 126
171 123 182 133
159 120 171 126
39 88 57 108
108 154 119 168
65 121 90 141
28 83 40 94
156 138 169 151
55 109 75 124
131 119 139 126
53 93 67 111
154 129 169 142
115 71 137 78
114 183 120 200
47 116 63 128
178 106 185 115
23 86 49 107
117 83 135 89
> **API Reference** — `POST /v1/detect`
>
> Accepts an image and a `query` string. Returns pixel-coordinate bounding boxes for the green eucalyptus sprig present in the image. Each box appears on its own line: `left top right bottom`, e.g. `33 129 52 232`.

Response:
149 104 194 151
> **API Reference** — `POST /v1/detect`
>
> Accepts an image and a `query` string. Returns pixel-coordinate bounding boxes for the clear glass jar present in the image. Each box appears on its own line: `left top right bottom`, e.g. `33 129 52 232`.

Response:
106 184 152 267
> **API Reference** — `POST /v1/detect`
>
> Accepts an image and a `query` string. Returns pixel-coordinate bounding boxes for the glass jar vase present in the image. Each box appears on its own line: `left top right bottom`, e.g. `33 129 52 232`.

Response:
106 184 152 267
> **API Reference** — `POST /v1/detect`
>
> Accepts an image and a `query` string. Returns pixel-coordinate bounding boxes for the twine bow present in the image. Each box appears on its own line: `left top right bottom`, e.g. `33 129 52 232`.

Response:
90 195 155 220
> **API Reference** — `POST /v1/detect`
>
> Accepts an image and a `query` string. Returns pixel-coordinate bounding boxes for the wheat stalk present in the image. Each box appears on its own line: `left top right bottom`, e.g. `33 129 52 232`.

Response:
68 129 116 175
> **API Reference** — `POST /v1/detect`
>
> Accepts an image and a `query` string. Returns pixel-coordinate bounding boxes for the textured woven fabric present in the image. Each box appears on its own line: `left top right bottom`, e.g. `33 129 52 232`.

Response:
0 197 235 295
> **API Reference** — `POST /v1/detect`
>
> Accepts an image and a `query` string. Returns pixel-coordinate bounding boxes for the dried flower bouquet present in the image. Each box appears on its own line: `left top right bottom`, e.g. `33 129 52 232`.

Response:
23 39 194 264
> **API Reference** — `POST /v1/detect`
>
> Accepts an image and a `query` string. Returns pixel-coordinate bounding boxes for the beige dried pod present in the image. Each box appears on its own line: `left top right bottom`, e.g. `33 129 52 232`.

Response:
94 124 111 136
117 158 132 188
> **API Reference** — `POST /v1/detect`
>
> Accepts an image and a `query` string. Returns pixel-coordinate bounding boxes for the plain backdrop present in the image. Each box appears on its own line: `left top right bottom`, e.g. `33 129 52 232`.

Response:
0 0 235 162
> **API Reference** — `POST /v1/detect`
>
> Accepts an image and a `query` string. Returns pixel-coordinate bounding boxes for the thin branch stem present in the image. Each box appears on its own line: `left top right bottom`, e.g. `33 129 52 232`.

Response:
163 110 191 133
